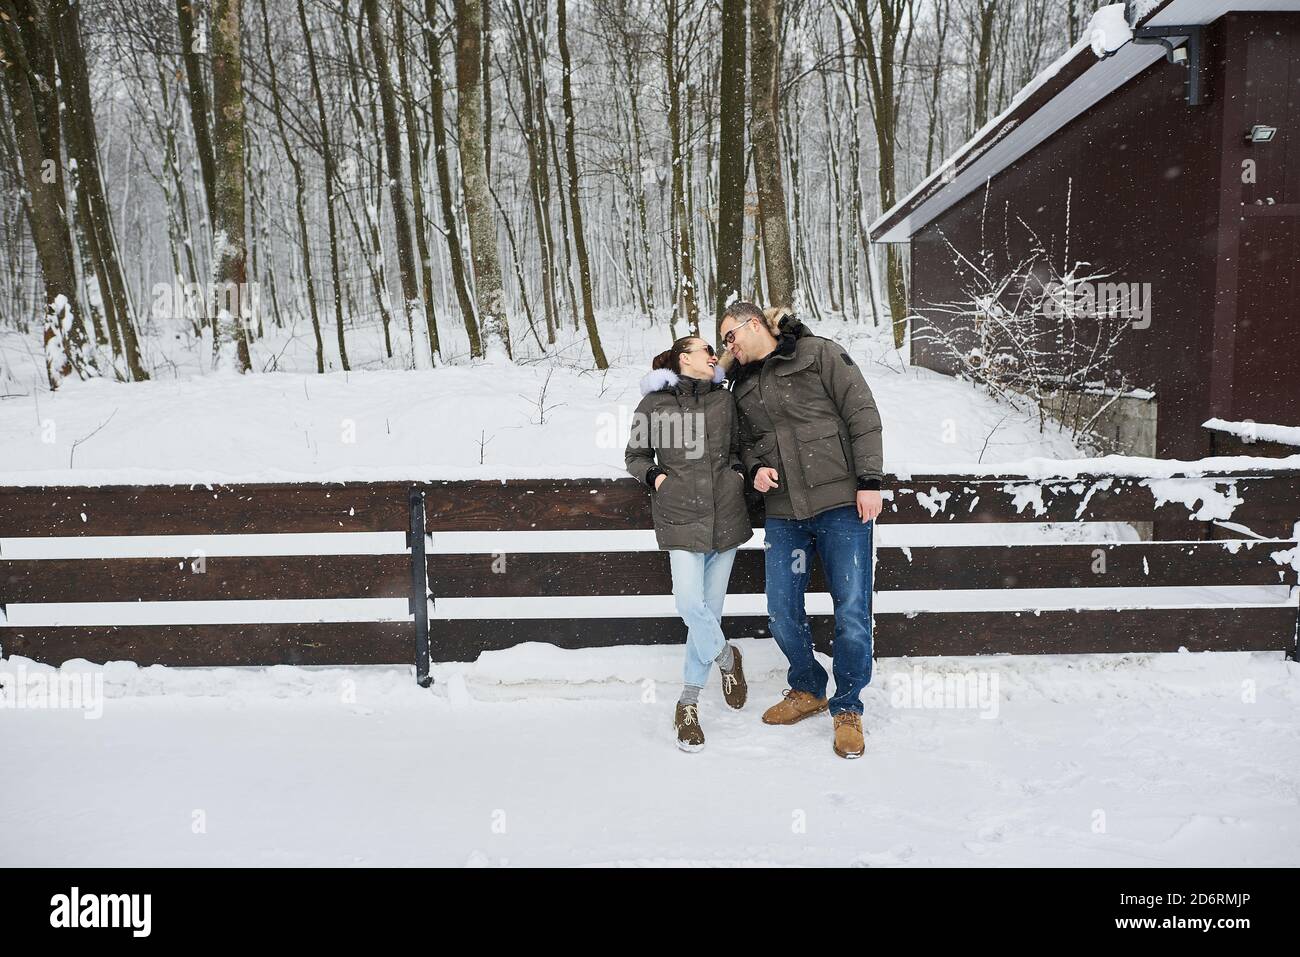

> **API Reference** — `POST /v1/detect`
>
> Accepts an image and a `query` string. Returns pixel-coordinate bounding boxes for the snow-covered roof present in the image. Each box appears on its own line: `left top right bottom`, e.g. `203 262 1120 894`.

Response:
871 0 1300 243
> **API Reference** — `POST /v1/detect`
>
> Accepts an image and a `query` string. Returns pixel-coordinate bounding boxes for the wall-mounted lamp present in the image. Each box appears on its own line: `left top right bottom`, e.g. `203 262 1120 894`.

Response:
1245 124 1277 144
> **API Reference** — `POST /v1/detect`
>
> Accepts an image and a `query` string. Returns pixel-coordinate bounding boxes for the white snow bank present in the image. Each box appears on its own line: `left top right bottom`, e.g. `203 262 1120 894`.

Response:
0 319 1091 487
3 641 1294 701
1204 418 1300 448
893 452 1300 481
1088 4 1133 57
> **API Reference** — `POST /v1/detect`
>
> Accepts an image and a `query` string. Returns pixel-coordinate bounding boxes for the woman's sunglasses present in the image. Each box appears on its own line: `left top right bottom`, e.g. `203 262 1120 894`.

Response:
683 343 716 357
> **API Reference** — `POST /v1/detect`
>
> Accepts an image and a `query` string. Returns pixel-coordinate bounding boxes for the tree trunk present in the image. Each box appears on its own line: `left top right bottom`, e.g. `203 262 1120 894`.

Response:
750 0 795 308
1 0 91 387
665 0 699 334
51 0 147 380
298 0 352 370
363 0 431 368
393 0 439 359
455 0 511 359
557 0 607 368
175 0 217 228
423 0 481 355
337 4 395 358
716 0 746 334
852 0 913 347
508 0 558 345
154 62 208 334
209 0 251 372
968 0 998 136
546 111 581 332
259 0 323 371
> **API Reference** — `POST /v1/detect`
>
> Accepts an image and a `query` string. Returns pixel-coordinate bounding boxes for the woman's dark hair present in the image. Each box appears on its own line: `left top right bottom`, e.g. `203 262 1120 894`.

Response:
651 336 700 374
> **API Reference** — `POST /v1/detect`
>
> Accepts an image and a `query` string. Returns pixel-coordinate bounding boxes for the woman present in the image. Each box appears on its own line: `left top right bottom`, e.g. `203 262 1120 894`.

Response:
625 336 753 752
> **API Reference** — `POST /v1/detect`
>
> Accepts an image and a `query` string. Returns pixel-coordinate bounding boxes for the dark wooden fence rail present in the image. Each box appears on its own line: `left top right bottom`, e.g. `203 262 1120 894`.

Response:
418 472 1299 661
1 467 1297 673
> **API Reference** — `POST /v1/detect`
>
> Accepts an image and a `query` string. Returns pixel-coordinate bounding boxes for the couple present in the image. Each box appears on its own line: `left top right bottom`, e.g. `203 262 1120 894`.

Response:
624 301 884 759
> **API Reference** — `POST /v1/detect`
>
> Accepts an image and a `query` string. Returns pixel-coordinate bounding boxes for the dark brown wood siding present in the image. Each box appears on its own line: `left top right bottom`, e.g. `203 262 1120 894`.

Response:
1232 14 1300 426
908 13 1300 458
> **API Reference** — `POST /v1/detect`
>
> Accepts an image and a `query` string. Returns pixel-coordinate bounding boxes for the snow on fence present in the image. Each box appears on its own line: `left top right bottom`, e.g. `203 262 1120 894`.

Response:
1 464 1297 681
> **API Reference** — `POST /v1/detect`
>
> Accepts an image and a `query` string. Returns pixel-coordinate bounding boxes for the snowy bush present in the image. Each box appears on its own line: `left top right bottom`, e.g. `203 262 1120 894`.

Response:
910 197 1150 452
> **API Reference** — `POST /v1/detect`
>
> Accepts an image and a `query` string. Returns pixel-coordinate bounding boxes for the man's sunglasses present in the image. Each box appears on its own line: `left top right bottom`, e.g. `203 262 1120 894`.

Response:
721 318 753 347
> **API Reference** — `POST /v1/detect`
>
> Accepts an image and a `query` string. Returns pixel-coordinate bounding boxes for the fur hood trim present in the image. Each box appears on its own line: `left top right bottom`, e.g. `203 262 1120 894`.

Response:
639 363 725 395
639 368 678 396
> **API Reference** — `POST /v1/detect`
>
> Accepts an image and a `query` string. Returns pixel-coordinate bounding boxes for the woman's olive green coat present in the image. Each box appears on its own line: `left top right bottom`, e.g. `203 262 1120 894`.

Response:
624 366 753 553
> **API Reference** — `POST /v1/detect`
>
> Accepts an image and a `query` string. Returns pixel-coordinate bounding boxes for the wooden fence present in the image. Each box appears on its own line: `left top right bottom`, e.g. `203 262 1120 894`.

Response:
1 465 1297 682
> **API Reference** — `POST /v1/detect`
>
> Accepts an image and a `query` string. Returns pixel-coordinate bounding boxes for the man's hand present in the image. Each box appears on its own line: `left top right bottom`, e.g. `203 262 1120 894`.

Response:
654 474 667 491
754 467 780 493
856 490 882 522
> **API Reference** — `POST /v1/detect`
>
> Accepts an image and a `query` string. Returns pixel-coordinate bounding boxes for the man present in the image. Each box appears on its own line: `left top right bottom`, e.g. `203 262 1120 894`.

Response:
719 302 883 759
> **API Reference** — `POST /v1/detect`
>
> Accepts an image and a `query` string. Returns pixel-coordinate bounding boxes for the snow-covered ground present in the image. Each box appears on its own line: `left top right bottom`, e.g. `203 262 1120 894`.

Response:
0 316 1085 484
2 643 1297 867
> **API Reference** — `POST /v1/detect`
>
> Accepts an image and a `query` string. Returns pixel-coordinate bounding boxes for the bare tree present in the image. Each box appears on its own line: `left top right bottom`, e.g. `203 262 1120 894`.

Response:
209 0 251 371
456 0 511 360
843 0 915 347
750 0 794 309
665 0 704 332
175 0 216 226
297 0 350 370
392 0 437 360
51 0 148 380
557 0 608 367
424 0 481 355
1 0 93 387
504 0 558 343
364 0 433 367
715 0 745 333
258 0 323 371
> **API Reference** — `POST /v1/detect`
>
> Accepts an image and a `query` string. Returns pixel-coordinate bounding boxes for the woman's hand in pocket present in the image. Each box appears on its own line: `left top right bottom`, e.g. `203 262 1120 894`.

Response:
654 473 668 491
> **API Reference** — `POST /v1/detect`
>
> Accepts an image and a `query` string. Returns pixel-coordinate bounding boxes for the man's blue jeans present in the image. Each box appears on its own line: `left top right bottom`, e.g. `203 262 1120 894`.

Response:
764 505 874 714
668 547 739 688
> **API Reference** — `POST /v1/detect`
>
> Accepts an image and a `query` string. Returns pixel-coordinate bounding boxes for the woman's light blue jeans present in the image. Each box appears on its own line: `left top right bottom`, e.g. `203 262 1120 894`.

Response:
668 547 739 687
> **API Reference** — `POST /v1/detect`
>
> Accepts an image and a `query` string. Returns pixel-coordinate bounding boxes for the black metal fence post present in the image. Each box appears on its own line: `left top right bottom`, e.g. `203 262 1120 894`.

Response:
1290 566 1300 664
408 486 432 687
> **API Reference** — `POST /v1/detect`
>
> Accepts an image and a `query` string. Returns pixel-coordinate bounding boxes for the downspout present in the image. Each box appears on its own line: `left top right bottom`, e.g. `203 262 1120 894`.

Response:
1112 1 1206 106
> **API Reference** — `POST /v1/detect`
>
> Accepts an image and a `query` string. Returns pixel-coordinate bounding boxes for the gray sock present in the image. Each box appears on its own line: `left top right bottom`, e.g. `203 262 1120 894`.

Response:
715 643 735 672
679 684 703 706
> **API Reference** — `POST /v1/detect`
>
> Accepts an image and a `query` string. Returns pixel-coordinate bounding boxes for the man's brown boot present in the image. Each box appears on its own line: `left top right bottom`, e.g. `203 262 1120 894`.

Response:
832 711 865 759
719 645 747 710
674 702 705 752
761 689 829 725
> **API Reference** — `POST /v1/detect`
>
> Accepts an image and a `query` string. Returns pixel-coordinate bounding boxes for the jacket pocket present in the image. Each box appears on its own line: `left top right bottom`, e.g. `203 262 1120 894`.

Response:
774 351 817 377
794 421 851 487
751 433 777 464
652 473 696 525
